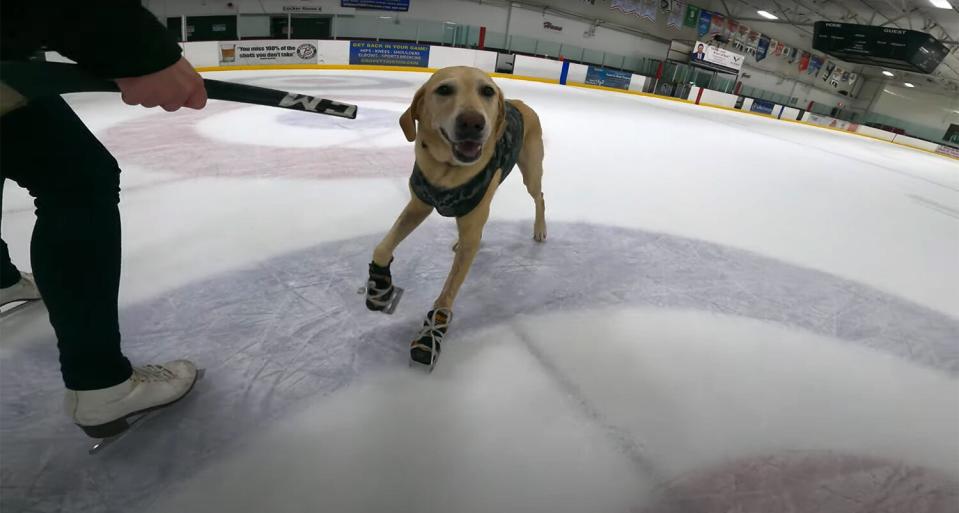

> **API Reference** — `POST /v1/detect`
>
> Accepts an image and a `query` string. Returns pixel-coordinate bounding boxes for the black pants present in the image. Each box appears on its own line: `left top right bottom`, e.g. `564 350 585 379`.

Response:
0 96 132 390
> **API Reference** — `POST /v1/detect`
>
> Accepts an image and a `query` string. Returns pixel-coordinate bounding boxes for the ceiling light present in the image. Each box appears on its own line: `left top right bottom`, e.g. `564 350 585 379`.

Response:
757 10 779 19
929 0 952 9
882 70 894 77
904 82 915 87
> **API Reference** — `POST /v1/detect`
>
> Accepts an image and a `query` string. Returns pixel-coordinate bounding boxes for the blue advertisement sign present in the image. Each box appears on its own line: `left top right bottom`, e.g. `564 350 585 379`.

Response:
349 41 429 67
585 66 632 90
750 99 775 114
341 0 409 11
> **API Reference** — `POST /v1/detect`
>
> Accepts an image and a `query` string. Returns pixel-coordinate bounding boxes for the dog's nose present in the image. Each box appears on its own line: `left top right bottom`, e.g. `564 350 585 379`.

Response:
455 111 486 140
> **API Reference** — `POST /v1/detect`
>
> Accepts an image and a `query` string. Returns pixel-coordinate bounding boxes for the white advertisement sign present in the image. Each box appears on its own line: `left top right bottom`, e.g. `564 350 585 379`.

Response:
219 40 319 65
690 41 744 74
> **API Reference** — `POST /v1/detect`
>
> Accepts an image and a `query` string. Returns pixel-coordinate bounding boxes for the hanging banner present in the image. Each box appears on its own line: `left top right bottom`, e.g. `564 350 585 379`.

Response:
683 4 700 27
808 55 823 76
660 0 674 13
727 19 738 39
820 60 835 82
640 0 658 21
799 51 810 71
772 40 783 56
690 40 744 74
341 0 409 11
788 47 798 64
697 10 712 37
709 13 724 39
611 0 641 14
756 35 770 61
666 1 685 29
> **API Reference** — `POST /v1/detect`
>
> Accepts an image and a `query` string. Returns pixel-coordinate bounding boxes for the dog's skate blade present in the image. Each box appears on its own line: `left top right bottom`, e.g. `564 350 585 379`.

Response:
382 287 404 315
408 355 436 373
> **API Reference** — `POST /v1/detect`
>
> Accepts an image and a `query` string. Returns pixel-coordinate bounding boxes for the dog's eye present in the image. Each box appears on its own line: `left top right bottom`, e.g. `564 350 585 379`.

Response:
435 84 454 96
480 85 496 98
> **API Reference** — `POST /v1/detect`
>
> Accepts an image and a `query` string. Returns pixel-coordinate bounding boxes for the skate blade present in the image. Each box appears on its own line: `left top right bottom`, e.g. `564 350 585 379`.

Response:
408 354 437 373
88 369 206 455
0 299 43 320
357 286 404 315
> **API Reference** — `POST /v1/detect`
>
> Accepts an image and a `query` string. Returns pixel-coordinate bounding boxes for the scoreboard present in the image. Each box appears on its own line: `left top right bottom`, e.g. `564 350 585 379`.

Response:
813 22 948 74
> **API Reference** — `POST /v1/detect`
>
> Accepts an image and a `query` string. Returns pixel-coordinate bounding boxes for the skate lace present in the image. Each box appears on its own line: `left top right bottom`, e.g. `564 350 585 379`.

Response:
365 278 393 306
132 364 176 383
416 308 452 343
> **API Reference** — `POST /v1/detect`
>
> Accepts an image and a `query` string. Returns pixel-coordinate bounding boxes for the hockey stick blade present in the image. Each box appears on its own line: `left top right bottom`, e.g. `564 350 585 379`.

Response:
0 61 357 119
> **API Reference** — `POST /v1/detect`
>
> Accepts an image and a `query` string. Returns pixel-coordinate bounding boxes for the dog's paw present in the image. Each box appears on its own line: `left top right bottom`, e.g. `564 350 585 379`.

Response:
533 224 547 242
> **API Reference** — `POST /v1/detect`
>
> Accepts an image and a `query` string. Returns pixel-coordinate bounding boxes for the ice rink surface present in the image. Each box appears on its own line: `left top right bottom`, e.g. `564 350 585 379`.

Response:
1 70 957 513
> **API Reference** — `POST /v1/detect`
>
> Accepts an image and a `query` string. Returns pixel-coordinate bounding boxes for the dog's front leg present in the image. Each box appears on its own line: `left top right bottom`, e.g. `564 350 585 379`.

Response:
366 195 433 313
409 174 499 369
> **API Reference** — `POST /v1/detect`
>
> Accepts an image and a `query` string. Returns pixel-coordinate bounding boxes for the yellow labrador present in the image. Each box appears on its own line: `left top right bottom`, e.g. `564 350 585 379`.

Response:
364 66 546 370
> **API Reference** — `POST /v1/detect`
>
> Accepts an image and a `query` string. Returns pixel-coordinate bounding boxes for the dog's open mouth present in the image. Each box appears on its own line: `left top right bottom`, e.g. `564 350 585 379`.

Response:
441 129 484 163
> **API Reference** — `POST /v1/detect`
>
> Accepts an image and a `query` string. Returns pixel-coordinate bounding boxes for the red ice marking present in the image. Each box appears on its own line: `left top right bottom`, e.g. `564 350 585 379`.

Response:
695 87 705 105
99 99 414 180
641 452 957 513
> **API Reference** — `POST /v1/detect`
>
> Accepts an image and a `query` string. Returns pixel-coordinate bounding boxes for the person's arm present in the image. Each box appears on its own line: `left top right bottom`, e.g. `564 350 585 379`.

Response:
50 0 182 79
50 1 206 111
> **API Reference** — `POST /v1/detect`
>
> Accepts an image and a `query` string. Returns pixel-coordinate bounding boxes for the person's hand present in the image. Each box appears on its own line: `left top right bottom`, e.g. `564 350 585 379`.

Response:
115 57 207 111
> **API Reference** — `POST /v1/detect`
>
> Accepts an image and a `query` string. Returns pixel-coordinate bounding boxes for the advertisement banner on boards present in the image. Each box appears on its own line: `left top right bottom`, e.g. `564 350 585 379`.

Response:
218 40 319 65
585 66 633 90
348 41 429 67
750 99 775 114
690 41 744 74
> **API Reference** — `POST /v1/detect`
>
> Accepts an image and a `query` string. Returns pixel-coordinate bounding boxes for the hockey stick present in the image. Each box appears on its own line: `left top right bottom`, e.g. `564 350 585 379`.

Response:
0 61 357 119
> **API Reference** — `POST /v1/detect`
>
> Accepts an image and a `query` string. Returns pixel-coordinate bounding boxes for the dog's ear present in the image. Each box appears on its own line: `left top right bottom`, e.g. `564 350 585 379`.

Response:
491 82 507 141
399 85 425 143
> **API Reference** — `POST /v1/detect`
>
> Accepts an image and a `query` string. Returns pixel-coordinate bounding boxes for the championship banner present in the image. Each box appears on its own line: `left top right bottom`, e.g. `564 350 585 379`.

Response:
341 0 409 11
727 19 738 39
773 40 784 56
788 47 798 64
219 40 318 66
611 0 640 14
660 0 674 12
798 51 810 71
349 41 429 67
709 13 724 38
585 66 632 90
640 0 657 21
808 55 823 76
683 4 700 27
820 60 835 82
690 40 744 74
666 1 685 30
697 10 712 37
756 35 770 61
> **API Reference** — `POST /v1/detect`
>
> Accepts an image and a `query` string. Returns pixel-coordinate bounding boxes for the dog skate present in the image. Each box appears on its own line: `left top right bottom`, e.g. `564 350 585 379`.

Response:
360 259 403 314
409 308 451 372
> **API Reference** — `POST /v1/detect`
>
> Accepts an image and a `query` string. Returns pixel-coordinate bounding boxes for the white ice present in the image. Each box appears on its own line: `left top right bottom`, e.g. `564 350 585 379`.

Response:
1 70 957 513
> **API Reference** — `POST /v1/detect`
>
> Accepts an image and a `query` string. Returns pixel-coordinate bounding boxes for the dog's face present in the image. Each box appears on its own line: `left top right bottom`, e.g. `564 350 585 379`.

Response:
400 66 506 166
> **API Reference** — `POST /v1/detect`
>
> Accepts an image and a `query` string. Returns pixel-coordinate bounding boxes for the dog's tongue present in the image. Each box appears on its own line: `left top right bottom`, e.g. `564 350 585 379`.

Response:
455 141 482 159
